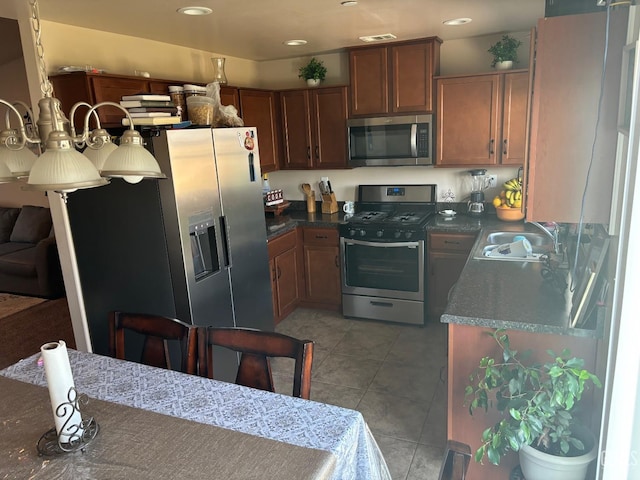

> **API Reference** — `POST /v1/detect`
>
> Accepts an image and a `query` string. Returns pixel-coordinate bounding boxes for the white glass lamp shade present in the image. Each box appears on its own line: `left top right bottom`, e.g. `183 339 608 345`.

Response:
100 130 166 184
0 144 37 178
25 131 109 192
0 159 16 183
83 141 118 170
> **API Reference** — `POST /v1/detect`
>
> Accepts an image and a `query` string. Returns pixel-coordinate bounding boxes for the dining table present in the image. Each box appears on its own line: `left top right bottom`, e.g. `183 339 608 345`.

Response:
0 349 391 480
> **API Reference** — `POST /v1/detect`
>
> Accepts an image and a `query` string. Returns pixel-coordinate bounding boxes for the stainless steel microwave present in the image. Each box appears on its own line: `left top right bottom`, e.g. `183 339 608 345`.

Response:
347 114 433 167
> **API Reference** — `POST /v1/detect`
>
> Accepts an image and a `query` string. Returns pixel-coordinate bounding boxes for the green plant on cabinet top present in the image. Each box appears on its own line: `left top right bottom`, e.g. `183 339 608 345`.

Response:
488 34 523 67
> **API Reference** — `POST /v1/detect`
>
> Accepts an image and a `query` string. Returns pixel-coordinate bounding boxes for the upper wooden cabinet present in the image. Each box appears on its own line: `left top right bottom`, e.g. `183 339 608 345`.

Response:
435 70 529 167
526 10 627 223
348 37 441 117
280 86 348 169
48 71 242 130
239 89 281 173
219 87 240 113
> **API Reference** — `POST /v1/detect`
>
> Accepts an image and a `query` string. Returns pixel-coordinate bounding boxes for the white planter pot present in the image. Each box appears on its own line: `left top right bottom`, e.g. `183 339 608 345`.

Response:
518 429 597 480
306 78 321 87
495 60 514 70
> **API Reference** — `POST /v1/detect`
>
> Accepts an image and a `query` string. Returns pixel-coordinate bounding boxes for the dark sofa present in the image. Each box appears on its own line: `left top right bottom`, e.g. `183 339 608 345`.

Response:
0 205 65 298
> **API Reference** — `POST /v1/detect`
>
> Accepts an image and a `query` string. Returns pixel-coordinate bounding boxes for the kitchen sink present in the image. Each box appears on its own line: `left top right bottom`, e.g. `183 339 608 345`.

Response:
472 231 554 262
486 231 552 247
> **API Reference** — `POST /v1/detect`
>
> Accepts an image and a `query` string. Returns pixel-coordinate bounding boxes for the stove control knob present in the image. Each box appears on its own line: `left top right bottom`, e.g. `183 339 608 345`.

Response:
359 229 366 237
376 230 384 238
405 231 413 239
394 231 402 239
349 229 356 237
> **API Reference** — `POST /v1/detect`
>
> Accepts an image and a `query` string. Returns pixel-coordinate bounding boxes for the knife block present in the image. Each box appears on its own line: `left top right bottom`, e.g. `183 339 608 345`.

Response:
321 193 338 214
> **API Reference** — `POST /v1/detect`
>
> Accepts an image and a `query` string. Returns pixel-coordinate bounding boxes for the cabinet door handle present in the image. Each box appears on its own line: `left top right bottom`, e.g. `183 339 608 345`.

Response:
315 145 319 159
307 146 311 160
277 266 282 279
444 240 460 245
315 235 328 239
334 255 339 268
503 138 508 155
272 266 277 282
489 139 495 155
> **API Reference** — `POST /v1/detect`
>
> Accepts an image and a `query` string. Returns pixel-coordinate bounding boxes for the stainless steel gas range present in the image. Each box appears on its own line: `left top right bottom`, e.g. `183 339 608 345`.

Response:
339 184 437 325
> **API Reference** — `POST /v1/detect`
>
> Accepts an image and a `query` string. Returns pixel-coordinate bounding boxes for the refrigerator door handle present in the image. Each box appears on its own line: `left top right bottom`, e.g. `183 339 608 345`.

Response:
248 152 256 182
219 215 231 268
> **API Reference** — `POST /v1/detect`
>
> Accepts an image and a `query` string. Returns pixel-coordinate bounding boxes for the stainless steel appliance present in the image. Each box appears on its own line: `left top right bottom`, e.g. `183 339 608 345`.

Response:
467 169 487 216
347 115 433 167
339 184 437 325
67 128 272 382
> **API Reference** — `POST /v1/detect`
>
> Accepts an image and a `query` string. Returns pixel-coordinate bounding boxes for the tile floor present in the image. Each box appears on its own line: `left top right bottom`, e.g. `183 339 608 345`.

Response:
272 308 448 480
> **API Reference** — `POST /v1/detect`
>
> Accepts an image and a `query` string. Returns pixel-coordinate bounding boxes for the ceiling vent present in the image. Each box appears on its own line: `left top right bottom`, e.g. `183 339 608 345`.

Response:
358 33 397 43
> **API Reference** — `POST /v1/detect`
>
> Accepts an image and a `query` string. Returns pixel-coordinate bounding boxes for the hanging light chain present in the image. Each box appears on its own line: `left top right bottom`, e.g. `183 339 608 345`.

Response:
29 0 53 98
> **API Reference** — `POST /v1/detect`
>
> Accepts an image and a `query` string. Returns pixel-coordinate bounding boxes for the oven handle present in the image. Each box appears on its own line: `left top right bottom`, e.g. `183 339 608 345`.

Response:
343 239 421 248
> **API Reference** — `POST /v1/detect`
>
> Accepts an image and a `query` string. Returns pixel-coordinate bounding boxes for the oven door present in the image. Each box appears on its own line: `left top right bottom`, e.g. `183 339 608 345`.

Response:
340 238 424 301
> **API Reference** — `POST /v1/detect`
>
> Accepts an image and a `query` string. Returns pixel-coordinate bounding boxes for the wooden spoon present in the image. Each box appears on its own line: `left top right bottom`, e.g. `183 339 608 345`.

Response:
301 183 312 197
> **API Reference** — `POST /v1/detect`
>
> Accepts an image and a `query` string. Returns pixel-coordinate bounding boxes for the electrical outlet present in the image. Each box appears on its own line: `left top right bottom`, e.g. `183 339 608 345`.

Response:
487 175 498 188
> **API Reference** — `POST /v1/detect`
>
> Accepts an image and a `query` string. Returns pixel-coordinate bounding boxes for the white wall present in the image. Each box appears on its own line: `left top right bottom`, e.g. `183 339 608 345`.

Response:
40 21 260 87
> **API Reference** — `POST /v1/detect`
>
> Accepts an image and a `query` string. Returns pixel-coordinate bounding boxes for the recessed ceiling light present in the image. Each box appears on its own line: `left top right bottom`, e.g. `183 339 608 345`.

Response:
443 18 472 26
177 6 213 16
341 1 358 6
284 40 308 46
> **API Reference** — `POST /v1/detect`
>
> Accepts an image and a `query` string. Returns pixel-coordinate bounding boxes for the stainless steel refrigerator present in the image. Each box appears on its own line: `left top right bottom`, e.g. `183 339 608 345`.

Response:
67 128 273 382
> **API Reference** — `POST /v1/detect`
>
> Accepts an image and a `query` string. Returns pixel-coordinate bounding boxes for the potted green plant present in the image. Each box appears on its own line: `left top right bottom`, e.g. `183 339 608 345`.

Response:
465 329 601 480
488 34 522 70
298 57 327 87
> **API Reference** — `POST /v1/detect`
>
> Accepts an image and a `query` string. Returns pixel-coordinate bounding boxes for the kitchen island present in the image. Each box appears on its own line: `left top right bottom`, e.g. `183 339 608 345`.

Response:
440 221 603 480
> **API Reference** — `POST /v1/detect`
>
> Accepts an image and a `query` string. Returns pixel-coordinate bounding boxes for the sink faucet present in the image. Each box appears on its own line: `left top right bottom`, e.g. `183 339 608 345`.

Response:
527 221 560 254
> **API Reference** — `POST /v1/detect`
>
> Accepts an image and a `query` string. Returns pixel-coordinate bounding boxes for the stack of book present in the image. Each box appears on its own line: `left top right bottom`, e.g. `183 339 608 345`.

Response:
119 94 182 126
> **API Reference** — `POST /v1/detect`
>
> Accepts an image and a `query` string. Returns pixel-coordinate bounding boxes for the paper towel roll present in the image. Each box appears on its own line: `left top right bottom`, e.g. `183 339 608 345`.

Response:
41 340 83 443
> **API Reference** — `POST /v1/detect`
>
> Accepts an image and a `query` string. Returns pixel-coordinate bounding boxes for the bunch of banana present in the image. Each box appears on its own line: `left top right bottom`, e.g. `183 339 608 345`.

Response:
504 188 522 207
492 176 523 208
503 177 522 192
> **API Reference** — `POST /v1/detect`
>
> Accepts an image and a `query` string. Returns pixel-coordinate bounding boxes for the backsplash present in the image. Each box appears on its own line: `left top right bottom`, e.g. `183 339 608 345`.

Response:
268 166 520 205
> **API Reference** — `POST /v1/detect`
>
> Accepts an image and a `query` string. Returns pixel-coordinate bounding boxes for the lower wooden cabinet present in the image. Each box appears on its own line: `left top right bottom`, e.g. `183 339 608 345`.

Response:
267 229 300 324
301 227 341 310
427 231 477 321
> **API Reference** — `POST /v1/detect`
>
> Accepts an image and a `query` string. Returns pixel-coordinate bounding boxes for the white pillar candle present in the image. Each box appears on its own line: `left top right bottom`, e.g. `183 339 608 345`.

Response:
40 341 83 443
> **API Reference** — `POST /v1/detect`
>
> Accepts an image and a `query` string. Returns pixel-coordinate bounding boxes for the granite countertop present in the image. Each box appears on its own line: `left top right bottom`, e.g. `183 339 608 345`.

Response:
441 222 602 339
265 202 348 240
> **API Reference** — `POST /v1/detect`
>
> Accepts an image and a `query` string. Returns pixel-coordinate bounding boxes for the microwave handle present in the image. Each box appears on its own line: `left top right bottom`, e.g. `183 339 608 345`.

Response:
410 124 418 157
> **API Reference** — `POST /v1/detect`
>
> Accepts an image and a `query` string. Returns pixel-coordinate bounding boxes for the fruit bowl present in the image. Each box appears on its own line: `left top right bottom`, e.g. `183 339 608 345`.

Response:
495 206 525 222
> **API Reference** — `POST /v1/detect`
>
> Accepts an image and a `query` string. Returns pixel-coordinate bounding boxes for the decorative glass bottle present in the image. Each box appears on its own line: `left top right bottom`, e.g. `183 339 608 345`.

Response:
211 57 228 85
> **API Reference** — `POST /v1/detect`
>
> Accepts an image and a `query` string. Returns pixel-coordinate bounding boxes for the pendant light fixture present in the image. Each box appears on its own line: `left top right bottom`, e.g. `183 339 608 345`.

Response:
0 0 166 201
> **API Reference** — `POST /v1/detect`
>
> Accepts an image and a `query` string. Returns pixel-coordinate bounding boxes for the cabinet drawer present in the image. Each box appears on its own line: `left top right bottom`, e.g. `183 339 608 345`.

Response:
429 232 476 253
268 229 297 258
302 227 339 245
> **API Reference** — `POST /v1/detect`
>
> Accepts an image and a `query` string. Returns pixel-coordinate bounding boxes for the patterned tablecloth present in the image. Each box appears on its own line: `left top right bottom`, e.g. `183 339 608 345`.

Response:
1 350 391 480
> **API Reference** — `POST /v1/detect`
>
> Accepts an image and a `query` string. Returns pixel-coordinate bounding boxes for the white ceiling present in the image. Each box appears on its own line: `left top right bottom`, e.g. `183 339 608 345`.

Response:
28 0 546 62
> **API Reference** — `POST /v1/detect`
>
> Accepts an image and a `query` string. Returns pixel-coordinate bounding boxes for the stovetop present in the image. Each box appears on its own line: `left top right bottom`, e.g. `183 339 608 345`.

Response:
346 210 433 226
339 184 437 241
340 209 435 241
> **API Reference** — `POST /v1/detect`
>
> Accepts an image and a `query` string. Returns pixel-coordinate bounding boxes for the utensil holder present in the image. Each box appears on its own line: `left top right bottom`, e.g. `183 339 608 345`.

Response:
306 192 316 213
321 193 338 214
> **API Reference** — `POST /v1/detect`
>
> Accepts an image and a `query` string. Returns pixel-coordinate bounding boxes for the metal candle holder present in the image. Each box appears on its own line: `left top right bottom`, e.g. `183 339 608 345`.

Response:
37 387 100 456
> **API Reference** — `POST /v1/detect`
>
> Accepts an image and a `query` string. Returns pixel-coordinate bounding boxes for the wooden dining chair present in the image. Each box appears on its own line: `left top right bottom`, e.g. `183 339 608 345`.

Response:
197 326 314 399
108 311 197 374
